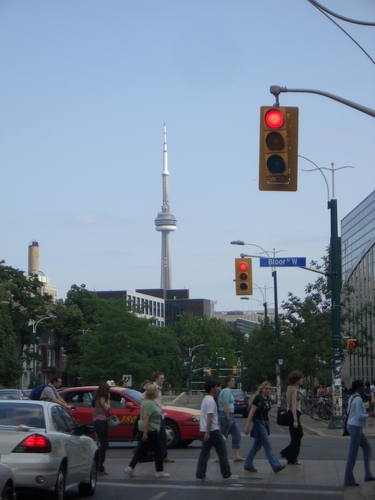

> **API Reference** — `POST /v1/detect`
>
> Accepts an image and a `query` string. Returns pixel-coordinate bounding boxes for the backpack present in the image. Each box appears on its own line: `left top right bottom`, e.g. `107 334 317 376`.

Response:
30 384 47 400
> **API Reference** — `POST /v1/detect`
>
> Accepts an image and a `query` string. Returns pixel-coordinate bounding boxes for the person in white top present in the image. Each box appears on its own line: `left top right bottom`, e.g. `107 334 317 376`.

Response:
195 380 238 482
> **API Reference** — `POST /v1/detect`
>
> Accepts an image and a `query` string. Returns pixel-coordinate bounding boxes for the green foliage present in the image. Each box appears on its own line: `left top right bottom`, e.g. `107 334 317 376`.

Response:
0 305 23 387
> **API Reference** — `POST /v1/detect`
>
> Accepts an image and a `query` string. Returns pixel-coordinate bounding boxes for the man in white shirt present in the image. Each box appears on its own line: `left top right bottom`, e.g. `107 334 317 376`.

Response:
196 380 237 481
40 375 72 410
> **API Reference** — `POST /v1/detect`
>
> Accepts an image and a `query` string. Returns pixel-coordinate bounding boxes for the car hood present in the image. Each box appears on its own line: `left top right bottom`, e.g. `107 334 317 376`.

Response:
0 428 36 454
164 406 200 416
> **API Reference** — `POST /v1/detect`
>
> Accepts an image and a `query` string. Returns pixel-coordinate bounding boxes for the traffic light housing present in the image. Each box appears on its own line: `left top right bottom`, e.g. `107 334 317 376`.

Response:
232 366 237 375
259 106 299 191
235 258 252 296
346 339 358 350
207 368 211 376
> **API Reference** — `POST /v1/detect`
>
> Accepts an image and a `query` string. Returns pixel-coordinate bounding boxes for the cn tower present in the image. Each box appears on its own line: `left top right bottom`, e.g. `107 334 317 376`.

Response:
154 123 177 289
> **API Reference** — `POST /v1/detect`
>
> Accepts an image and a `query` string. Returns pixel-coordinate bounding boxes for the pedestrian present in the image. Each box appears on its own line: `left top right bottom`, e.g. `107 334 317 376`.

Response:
217 375 245 461
195 379 238 482
40 375 73 410
280 370 304 465
344 379 375 486
244 381 286 474
124 383 170 478
316 384 325 398
92 382 111 475
152 371 175 463
140 379 150 393
118 379 127 388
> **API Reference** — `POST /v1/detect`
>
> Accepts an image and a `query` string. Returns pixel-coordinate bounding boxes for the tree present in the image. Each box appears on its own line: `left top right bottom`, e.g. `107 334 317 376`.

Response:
0 302 23 386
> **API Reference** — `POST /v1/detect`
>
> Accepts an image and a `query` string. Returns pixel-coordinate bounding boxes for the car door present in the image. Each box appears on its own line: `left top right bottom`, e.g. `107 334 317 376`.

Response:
60 408 91 478
51 406 81 484
65 390 94 426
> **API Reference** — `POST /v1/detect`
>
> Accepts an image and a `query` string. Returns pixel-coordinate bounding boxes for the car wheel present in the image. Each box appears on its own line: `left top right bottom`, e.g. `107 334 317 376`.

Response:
165 420 179 448
78 454 98 496
1 485 14 500
52 465 65 500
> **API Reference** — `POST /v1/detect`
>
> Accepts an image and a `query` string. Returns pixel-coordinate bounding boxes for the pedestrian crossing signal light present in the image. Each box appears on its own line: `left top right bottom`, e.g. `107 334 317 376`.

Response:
346 339 358 350
259 106 299 191
235 258 252 296
232 366 237 375
207 368 211 376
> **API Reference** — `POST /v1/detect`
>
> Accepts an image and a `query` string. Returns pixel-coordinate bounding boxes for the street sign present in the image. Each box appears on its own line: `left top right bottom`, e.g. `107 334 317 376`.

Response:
259 257 306 267
122 374 132 387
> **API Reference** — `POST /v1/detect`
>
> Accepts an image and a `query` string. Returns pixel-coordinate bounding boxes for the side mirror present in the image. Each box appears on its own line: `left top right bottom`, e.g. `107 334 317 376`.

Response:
125 401 137 409
76 423 96 436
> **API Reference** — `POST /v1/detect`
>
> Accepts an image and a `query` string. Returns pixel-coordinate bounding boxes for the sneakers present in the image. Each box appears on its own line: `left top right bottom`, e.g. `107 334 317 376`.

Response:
155 471 170 478
97 470 108 476
124 466 137 477
223 474 239 481
196 476 212 481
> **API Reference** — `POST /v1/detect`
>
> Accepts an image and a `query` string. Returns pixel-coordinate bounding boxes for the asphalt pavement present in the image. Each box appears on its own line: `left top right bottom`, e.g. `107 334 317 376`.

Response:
97 413 375 500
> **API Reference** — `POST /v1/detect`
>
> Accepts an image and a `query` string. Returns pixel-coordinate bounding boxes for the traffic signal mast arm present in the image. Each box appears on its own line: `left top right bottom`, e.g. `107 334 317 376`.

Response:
270 86 375 118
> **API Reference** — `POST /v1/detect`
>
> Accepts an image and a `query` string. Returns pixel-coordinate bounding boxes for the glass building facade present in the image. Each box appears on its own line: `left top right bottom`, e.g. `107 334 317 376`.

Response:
341 190 375 382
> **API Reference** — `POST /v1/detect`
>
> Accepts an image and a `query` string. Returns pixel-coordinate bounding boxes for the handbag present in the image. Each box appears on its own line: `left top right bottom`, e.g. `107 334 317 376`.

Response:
277 407 289 426
107 413 120 429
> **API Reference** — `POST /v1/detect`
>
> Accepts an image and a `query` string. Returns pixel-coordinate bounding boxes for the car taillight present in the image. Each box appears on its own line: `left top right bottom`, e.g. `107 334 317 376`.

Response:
13 434 52 453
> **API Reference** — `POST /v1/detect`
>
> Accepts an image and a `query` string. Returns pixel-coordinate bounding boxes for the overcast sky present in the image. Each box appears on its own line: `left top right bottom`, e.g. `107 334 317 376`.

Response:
1 0 374 312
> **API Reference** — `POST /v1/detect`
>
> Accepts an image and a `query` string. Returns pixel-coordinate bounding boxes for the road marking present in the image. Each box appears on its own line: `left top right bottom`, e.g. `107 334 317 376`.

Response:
100 481 342 495
149 493 167 500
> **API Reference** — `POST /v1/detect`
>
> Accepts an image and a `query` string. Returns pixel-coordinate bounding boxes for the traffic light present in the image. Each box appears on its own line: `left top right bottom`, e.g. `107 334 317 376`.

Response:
232 366 237 375
259 106 299 191
346 339 358 350
235 258 252 296
207 368 211 376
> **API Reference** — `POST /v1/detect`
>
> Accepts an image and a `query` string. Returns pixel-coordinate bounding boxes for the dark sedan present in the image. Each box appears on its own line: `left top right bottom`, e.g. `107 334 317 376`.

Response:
231 389 249 417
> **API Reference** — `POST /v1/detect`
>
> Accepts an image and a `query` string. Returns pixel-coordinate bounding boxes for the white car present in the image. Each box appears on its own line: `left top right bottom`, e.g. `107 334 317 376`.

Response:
0 400 98 500
0 463 16 500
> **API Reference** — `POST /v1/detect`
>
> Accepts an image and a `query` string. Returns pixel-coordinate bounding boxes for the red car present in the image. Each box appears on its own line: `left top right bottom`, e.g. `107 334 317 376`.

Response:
59 386 201 448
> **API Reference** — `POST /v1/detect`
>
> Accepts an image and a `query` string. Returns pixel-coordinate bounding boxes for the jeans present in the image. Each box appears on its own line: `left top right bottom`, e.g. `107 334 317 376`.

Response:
129 430 164 472
218 411 241 449
344 424 374 484
245 420 281 471
196 430 232 479
94 419 108 472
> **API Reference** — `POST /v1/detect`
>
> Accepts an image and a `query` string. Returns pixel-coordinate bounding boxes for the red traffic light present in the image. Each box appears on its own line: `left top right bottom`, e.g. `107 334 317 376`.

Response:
265 109 284 128
238 262 248 271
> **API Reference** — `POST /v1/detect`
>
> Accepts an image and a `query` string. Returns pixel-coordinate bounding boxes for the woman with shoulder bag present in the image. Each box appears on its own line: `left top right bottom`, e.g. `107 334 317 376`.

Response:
92 382 111 475
243 381 286 473
124 384 170 478
280 371 304 465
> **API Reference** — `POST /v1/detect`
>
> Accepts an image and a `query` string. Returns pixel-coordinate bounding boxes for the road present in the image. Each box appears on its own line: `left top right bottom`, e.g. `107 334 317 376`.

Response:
17 414 375 500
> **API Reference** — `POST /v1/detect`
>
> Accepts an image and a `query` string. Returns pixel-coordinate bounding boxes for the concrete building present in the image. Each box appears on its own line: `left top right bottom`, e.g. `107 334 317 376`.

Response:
341 190 375 382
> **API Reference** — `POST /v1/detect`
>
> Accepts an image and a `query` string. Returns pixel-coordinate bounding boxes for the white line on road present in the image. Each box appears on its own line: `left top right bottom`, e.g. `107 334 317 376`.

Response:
100 481 342 495
149 493 167 500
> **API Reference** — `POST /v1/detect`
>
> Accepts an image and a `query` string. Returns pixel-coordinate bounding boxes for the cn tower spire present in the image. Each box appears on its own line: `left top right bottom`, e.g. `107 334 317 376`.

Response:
154 123 177 290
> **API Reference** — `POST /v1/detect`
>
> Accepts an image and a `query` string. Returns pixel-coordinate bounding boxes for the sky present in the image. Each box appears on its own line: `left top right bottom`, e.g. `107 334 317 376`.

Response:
0 0 374 313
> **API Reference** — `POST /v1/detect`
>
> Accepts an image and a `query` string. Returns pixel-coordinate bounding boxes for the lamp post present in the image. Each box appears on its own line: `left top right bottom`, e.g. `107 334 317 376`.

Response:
235 351 242 389
231 241 284 407
301 158 353 428
28 316 57 386
187 344 205 393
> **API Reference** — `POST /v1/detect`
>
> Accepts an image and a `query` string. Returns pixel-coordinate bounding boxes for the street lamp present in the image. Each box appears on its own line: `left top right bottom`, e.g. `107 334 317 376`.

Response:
28 316 57 386
187 344 205 393
301 157 353 429
235 351 243 389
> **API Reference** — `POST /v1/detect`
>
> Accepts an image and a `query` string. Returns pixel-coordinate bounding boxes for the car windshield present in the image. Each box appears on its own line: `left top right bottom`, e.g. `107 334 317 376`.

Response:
231 390 245 398
0 403 45 427
0 391 21 400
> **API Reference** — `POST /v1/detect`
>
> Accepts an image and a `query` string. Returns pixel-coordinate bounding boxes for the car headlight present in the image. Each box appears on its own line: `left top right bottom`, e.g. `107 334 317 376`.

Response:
190 416 200 422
